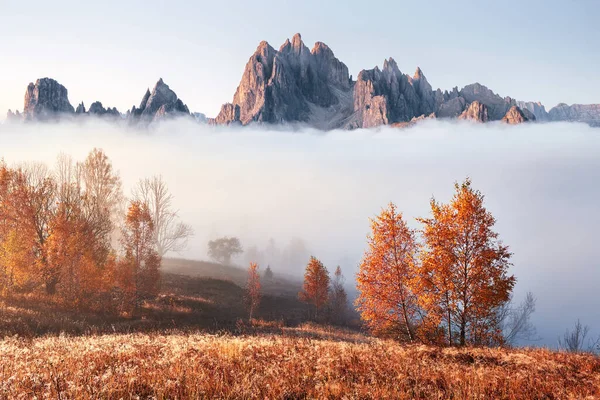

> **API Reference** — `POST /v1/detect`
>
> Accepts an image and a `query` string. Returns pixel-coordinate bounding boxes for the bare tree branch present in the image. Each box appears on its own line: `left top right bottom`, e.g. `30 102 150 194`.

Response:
133 175 193 257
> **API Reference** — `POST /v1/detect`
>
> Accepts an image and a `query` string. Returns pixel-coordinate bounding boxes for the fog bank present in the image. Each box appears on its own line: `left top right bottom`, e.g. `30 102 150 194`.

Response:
1 118 599 346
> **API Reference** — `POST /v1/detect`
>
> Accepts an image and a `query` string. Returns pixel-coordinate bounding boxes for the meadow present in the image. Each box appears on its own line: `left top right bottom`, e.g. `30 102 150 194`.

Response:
1 259 599 399
1 326 599 399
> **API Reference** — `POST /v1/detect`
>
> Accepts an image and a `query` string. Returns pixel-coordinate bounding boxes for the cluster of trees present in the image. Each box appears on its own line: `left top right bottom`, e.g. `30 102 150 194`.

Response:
242 257 348 325
0 149 191 313
356 179 529 346
298 257 349 324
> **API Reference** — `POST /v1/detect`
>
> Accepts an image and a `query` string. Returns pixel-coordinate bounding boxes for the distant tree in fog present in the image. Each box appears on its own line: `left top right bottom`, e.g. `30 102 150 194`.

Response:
558 320 600 353
284 237 310 270
265 238 280 264
329 266 349 325
245 262 261 320
497 291 539 345
208 236 243 265
264 265 274 281
133 175 193 257
244 245 264 267
299 256 330 320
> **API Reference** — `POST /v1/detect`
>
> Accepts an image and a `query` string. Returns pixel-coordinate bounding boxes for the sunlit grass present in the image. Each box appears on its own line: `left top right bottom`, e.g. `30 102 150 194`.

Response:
1 328 599 399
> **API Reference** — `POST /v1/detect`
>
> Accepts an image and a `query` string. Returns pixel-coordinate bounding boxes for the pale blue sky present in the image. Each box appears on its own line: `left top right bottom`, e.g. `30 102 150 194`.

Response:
1 0 599 118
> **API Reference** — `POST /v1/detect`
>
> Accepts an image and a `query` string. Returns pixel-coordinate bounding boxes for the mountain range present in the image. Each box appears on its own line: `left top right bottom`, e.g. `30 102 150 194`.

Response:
5 33 600 128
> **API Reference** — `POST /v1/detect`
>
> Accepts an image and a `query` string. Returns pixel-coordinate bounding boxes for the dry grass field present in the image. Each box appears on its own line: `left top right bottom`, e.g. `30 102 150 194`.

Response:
1 259 599 399
1 324 599 399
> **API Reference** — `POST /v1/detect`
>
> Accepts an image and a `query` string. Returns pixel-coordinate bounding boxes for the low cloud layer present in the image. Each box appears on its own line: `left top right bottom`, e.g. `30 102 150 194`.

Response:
1 118 599 346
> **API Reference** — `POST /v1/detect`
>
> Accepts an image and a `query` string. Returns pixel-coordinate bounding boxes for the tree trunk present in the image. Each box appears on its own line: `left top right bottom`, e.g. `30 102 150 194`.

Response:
460 316 466 346
401 302 414 342
447 310 452 345
45 276 58 295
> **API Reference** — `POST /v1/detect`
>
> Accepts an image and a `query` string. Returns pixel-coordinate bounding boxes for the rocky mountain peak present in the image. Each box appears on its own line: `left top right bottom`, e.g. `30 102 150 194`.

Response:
139 89 151 109
76 102 86 114
501 106 533 124
458 101 488 122
413 67 424 80
517 100 548 121
547 103 600 126
291 33 307 53
279 33 309 57
128 79 189 124
216 33 352 126
382 57 399 73
23 78 75 121
460 83 515 120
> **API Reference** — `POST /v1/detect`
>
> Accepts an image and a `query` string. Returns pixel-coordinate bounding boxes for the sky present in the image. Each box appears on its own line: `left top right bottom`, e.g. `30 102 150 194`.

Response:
0 118 599 346
1 0 599 119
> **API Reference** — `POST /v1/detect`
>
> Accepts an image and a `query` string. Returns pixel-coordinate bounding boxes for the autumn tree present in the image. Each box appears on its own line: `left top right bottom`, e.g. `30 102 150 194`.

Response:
133 175 193 257
120 201 161 311
0 164 39 292
78 148 123 263
329 266 349 325
46 201 99 306
356 203 421 341
8 163 57 293
299 256 330 320
418 178 515 346
208 236 243 265
245 262 261 320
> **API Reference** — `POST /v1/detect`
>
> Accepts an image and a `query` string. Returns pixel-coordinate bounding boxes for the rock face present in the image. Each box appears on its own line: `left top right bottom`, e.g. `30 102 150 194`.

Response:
458 101 488 122
349 58 426 128
215 33 352 126
517 101 548 121
548 104 600 127
502 106 534 124
23 78 74 120
436 94 466 118
88 101 120 117
216 34 590 130
129 79 189 124
459 83 515 120
214 103 241 125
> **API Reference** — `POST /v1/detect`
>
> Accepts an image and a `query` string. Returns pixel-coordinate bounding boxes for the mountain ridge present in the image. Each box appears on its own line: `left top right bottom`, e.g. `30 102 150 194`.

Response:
5 34 600 128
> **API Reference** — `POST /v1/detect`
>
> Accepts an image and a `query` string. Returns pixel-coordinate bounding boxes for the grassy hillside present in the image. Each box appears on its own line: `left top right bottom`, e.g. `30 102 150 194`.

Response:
162 257 303 297
0 260 309 337
1 326 599 399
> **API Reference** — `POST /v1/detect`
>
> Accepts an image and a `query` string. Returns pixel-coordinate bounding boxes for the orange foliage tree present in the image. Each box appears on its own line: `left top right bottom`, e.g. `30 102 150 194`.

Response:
418 179 515 346
299 256 330 320
245 262 261 320
119 201 161 312
0 164 55 293
356 203 421 341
